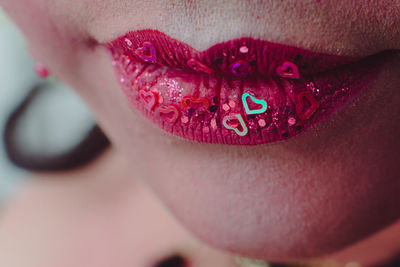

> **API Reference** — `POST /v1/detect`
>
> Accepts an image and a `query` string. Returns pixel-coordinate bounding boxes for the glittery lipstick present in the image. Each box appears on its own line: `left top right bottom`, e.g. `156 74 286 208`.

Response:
106 29 387 145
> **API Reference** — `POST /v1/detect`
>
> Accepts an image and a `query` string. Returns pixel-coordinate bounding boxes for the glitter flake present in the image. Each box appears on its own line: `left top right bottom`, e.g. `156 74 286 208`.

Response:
239 46 249 53
258 119 267 127
124 38 133 47
288 117 296 126
222 103 230 111
187 58 214 74
181 116 189 123
203 127 210 134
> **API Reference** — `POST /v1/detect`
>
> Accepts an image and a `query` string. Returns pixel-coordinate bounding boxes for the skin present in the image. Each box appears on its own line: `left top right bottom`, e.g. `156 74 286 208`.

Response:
0 0 399 262
0 150 399 267
0 149 237 267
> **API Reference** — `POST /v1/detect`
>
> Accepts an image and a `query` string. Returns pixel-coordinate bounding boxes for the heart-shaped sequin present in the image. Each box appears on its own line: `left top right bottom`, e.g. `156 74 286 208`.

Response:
181 96 210 110
230 60 250 77
296 91 319 120
222 114 248 136
135 42 157 63
242 92 268 115
157 105 180 125
139 90 158 111
276 61 300 79
187 59 214 74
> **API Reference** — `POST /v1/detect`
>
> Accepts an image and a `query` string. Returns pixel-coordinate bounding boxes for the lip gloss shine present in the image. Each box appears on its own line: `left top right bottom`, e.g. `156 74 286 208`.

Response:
106 29 388 145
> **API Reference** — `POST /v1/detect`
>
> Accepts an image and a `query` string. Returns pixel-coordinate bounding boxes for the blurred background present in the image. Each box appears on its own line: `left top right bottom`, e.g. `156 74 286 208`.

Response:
0 8 108 205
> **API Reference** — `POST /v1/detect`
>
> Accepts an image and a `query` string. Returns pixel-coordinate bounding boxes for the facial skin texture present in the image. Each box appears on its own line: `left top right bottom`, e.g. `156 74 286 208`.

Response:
1 0 399 261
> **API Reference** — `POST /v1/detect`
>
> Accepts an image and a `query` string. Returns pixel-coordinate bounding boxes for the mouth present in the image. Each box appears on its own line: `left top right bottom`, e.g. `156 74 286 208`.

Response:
105 29 390 145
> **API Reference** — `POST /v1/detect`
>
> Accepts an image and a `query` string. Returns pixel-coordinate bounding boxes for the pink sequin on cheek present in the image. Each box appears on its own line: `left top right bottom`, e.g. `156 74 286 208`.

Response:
35 62 50 78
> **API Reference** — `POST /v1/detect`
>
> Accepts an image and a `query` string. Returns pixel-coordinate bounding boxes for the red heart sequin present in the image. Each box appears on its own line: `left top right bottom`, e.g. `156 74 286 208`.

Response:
181 96 210 110
296 91 320 120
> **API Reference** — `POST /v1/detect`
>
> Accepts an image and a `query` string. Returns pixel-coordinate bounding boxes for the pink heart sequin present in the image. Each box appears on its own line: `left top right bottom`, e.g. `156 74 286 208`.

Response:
157 105 180 125
276 61 300 79
135 42 157 63
139 90 158 111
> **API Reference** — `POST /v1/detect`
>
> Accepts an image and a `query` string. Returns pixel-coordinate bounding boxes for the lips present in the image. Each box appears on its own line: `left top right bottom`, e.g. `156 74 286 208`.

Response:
106 29 388 145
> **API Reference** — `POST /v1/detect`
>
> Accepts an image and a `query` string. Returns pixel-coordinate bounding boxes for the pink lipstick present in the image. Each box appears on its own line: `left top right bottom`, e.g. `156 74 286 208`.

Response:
106 29 388 145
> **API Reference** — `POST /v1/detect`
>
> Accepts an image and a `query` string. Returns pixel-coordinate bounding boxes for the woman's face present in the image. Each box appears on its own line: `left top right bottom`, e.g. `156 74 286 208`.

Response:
1 0 399 261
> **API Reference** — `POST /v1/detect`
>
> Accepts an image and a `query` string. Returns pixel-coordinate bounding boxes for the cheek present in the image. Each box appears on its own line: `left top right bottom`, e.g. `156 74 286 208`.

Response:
1 0 55 54
0 0 89 81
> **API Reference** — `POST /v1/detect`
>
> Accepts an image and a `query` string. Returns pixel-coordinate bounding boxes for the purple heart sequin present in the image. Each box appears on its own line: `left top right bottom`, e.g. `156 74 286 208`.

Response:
135 42 157 63
230 60 250 77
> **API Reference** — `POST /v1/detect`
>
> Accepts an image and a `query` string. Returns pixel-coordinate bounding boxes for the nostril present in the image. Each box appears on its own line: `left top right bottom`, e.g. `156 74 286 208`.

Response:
153 254 188 267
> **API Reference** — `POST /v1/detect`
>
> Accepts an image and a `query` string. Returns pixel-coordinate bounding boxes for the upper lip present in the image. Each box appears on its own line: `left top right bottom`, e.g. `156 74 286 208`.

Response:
104 29 363 78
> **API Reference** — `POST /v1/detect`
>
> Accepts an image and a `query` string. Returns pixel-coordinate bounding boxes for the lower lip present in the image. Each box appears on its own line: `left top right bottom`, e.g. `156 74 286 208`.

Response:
107 31 388 146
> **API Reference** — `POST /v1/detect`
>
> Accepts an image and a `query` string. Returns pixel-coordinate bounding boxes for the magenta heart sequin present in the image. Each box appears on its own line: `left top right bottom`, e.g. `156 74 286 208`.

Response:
276 61 300 79
135 42 157 63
